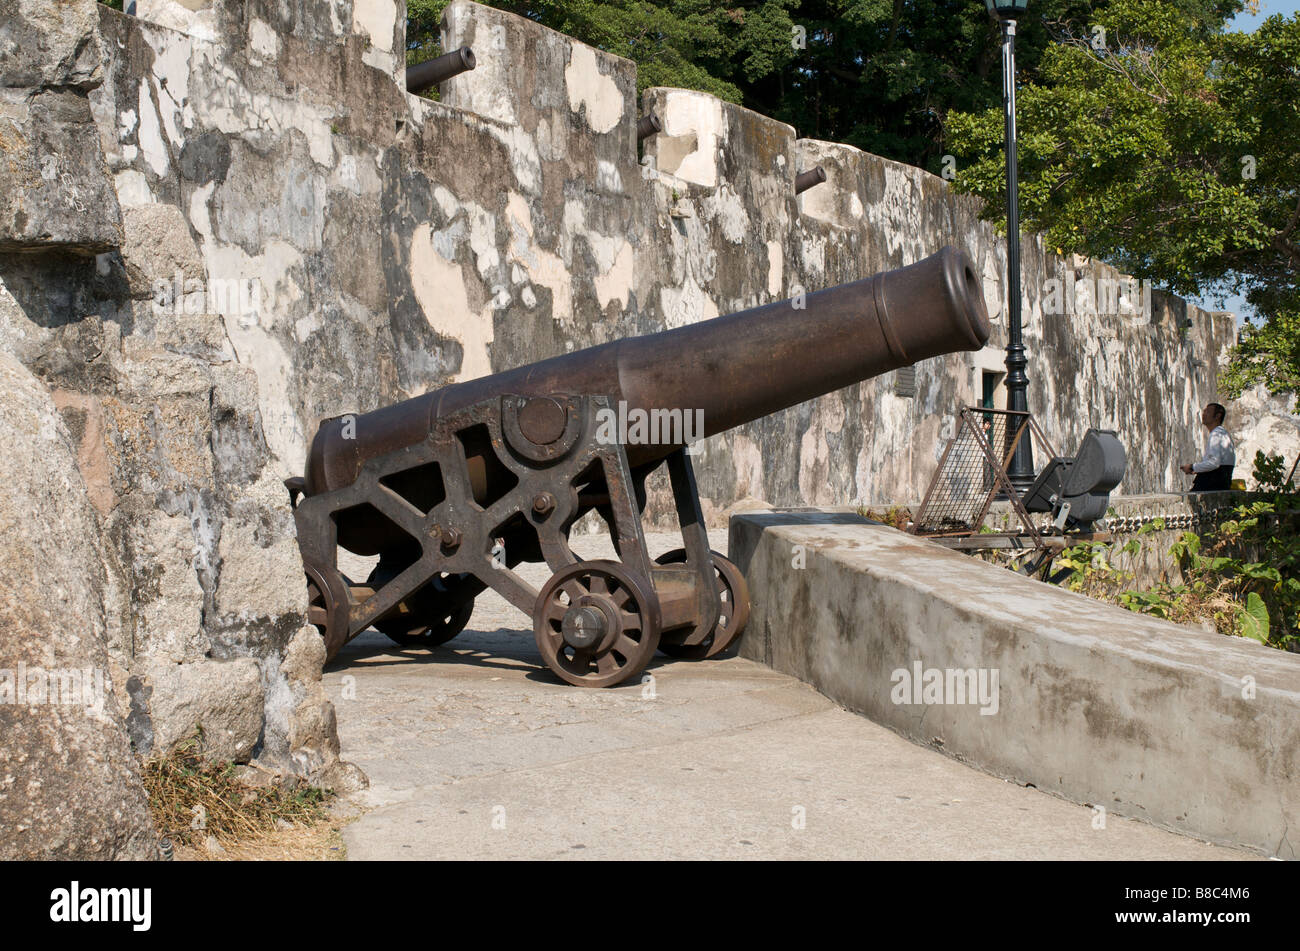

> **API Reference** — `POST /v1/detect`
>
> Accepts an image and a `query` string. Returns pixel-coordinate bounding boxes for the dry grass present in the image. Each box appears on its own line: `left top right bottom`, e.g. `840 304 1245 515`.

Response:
173 821 349 861
856 505 912 531
142 735 340 859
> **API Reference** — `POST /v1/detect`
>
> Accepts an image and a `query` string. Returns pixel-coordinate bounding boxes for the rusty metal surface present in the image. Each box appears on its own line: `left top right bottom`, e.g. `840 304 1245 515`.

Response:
636 113 661 142
911 408 1064 582
912 407 1045 540
534 559 661 687
291 248 991 687
304 246 990 496
655 549 750 659
406 46 476 94
794 165 827 194
292 394 714 688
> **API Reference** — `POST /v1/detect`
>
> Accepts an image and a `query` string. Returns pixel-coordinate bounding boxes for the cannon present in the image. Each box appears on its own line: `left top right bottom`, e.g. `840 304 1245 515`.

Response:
287 246 991 687
406 46 476 95
794 165 828 195
636 113 663 142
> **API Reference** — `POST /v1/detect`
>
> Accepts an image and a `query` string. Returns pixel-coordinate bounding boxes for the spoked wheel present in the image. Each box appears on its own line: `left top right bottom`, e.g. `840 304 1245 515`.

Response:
305 565 351 663
368 569 475 650
534 560 661 688
655 549 750 659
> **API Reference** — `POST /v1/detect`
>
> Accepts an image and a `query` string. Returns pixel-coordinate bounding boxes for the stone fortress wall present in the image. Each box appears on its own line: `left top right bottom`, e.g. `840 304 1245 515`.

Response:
78 0 1250 510
0 0 1294 856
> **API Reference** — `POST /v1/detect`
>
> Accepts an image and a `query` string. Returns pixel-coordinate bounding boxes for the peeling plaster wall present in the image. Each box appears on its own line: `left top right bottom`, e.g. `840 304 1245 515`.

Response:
0 0 377 793
74 0 1251 528
2 3 1291 849
11 1 1277 533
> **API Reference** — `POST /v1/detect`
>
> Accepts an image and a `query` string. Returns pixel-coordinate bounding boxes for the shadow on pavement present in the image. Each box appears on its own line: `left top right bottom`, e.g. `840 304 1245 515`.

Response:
325 626 678 686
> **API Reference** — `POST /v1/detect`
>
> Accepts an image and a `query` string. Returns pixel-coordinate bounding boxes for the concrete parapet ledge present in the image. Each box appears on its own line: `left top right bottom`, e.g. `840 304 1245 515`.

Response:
729 509 1300 858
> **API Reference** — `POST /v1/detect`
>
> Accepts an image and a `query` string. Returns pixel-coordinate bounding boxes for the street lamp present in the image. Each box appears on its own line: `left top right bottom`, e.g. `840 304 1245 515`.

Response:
986 0 1035 492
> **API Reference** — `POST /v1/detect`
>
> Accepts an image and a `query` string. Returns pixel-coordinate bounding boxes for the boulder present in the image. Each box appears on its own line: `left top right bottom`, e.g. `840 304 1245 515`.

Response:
0 87 124 253
0 351 158 860
132 656 264 763
120 203 206 300
280 622 327 684
0 0 106 90
261 625 369 794
0 0 120 253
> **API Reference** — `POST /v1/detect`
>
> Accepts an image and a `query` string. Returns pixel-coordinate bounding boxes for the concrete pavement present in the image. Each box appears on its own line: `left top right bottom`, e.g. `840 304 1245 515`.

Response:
325 532 1249 860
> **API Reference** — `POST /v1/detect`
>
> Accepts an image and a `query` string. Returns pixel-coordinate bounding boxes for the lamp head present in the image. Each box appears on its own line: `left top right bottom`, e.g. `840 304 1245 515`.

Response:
986 0 1029 19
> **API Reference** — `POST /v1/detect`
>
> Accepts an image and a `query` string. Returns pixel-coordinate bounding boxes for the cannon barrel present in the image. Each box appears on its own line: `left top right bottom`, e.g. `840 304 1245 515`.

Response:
406 46 476 94
794 165 827 194
304 246 990 508
636 113 663 142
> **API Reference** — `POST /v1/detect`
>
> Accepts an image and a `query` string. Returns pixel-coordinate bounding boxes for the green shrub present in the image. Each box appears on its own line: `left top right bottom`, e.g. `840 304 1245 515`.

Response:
1052 453 1298 651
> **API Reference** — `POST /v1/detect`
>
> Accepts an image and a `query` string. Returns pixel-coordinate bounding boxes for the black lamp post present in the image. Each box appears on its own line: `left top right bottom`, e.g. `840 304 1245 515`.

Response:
986 0 1035 492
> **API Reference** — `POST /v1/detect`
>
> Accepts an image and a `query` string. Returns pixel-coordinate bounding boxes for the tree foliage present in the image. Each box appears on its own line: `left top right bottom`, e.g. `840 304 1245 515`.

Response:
406 0 799 103
946 0 1299 397
1223 309 1300 397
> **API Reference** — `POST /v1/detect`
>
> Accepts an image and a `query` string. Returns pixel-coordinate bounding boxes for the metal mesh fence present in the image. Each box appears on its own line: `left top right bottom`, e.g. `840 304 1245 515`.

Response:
912 409 1028 536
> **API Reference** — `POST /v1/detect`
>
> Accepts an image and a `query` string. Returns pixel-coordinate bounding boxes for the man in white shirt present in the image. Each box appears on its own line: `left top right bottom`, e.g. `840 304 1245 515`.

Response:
1180 402 1235 492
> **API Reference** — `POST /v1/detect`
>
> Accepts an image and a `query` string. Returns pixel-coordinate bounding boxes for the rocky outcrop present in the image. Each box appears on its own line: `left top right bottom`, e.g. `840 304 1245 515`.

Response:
0 0 361 860
15 206 359 785
0 0 107 90
130 657 265 763
0 351 158 860
275 625 367 792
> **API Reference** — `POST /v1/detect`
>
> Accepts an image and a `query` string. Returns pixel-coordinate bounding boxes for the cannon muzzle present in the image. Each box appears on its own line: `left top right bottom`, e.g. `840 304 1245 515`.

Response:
794 165 827 194
636 113 663 142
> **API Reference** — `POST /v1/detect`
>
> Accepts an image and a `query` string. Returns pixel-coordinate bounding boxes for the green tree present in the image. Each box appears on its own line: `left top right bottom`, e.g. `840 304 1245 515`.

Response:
405 1 801 103
407 0 448 69
946 0 1299 398
745 0 1110 172
1224 310 1300 397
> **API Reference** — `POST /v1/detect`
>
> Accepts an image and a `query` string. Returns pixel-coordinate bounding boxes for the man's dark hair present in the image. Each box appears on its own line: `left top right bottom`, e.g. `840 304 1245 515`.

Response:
1208 402 1226 425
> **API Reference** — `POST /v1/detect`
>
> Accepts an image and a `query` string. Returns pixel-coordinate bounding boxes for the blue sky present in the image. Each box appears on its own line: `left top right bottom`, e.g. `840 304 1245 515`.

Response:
1230 0 1300 28
1190 0 1299 321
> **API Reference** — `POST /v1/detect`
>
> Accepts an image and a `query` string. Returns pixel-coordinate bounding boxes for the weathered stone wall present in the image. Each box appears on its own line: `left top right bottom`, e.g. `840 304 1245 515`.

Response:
80 0 1250 519
0 351 159 860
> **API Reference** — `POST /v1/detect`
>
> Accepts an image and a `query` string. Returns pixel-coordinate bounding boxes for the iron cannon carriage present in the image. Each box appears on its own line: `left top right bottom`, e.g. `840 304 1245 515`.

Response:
287 246 992 687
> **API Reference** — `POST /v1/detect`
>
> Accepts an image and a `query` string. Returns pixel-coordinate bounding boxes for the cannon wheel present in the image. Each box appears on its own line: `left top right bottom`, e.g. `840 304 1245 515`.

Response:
305 566 351 663
655 549 750 659
368 571 475 650
534 559 661 688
